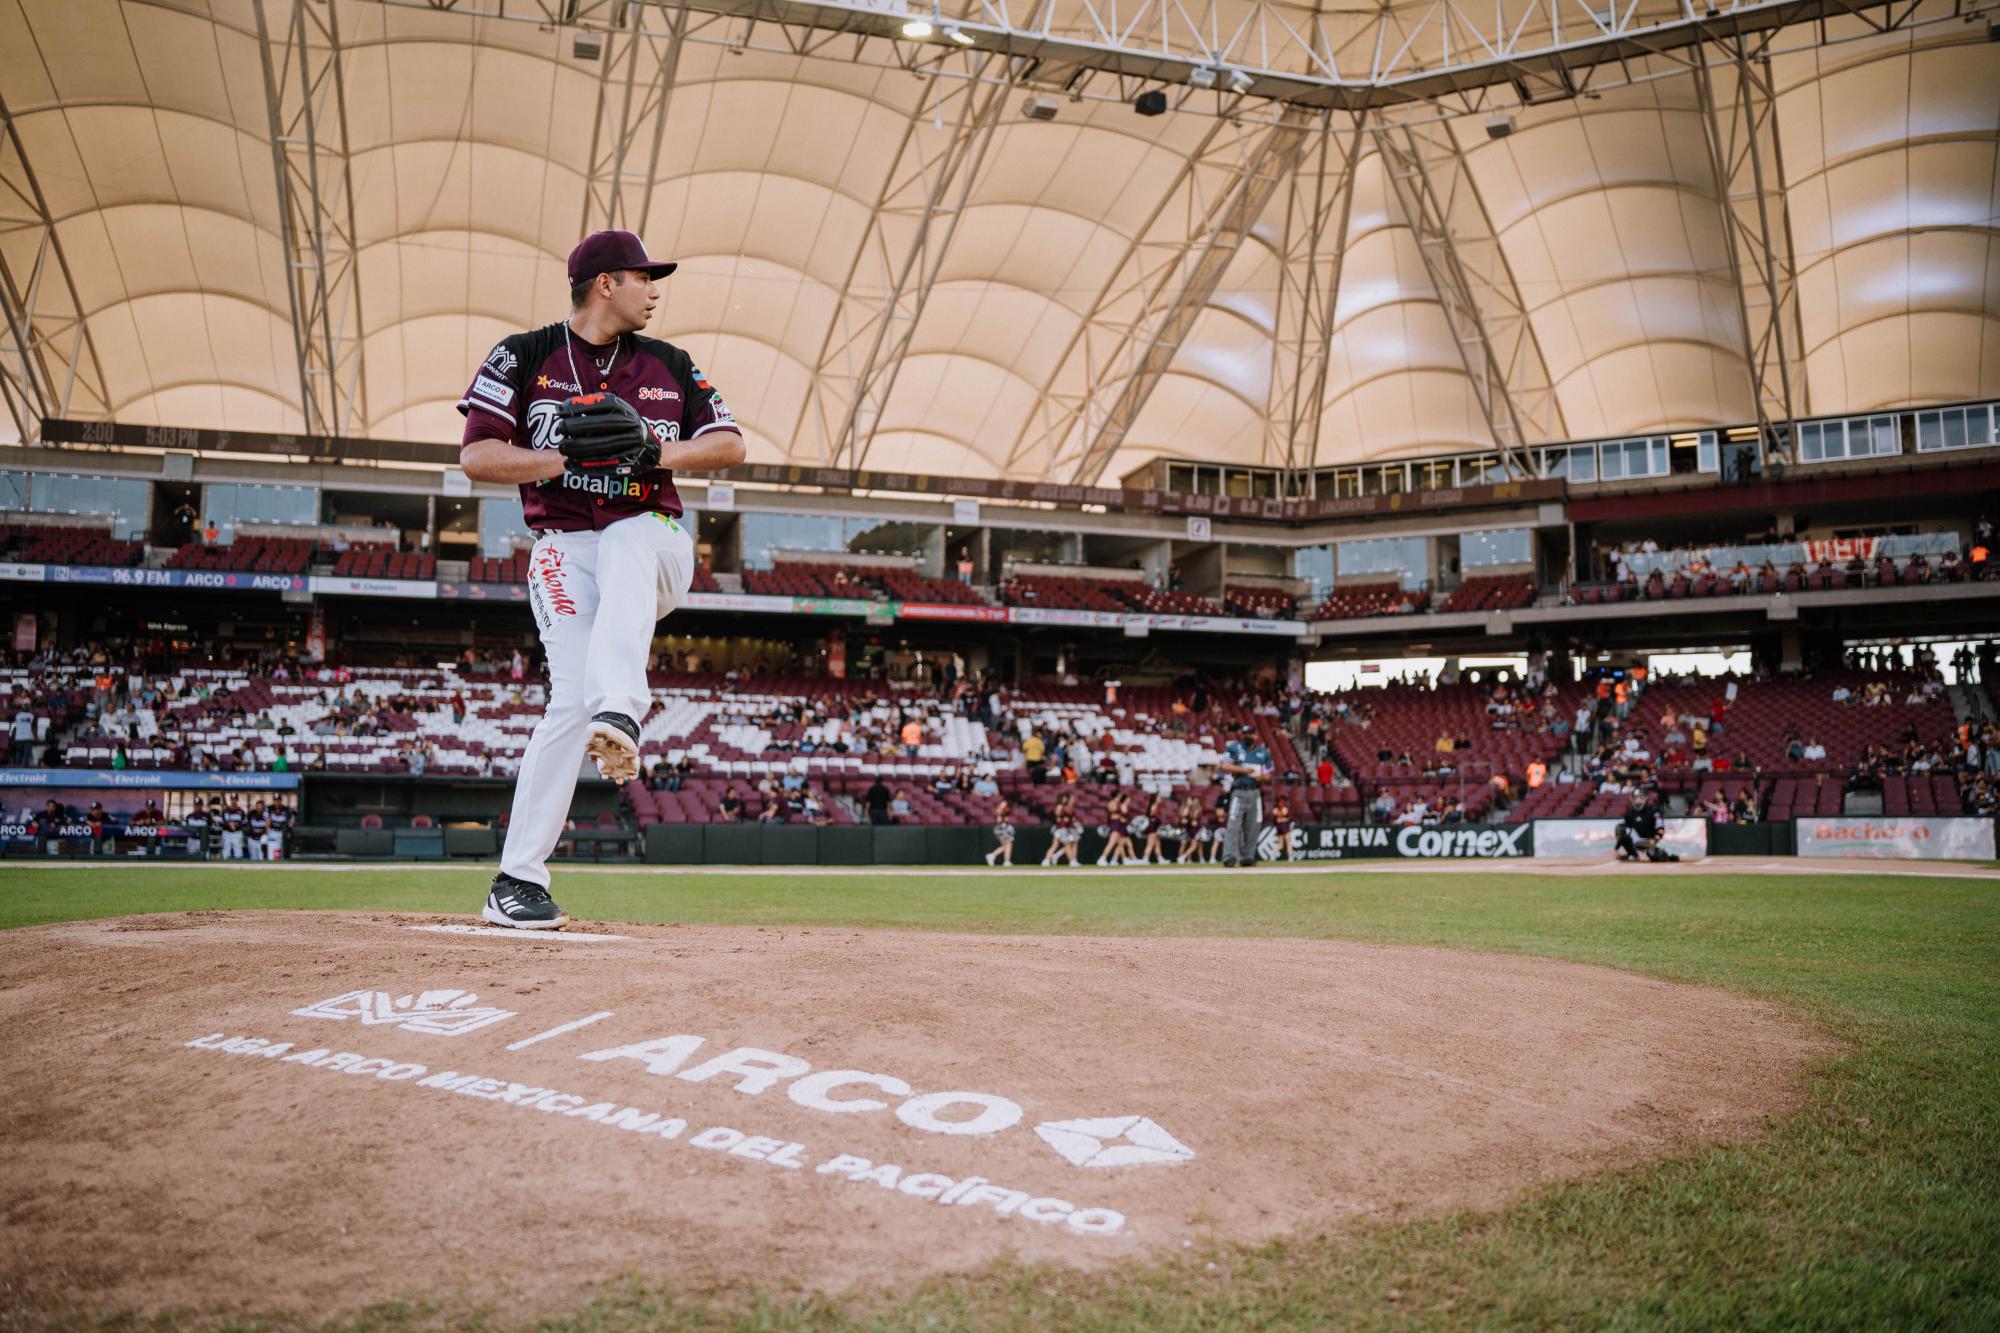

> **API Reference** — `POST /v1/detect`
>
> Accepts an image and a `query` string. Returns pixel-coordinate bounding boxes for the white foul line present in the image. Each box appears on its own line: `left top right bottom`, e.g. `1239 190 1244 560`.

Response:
505 1011 616 1051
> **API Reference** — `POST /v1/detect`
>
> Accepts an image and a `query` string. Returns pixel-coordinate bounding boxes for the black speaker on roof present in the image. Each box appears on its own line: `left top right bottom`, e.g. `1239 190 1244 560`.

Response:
1134 90 1168 116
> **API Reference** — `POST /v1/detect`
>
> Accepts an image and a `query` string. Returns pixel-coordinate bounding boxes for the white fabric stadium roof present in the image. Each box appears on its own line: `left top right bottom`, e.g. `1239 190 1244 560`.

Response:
1 0 1994 482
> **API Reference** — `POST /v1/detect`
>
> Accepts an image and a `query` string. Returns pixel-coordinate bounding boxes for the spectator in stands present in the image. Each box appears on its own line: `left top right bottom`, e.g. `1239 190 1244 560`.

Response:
956 547 974 586
9 705 35 765
1802 736 1827 762
890 789 912 823
802 787 831 827
718 786 744 822
757 779 787 824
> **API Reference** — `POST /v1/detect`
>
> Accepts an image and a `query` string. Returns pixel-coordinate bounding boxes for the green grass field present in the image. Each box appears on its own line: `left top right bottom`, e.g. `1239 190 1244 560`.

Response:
4 864 1997 1331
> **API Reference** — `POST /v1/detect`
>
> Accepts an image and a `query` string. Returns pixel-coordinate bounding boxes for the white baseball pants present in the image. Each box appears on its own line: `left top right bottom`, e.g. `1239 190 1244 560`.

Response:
221 830 247 860
501 512 695 888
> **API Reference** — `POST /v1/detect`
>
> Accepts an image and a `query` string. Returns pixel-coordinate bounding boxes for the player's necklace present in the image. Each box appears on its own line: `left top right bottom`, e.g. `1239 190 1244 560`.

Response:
565 322 619 391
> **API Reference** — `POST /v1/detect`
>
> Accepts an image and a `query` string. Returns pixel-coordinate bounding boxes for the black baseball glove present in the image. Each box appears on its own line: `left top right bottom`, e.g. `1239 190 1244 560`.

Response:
556 392 660 477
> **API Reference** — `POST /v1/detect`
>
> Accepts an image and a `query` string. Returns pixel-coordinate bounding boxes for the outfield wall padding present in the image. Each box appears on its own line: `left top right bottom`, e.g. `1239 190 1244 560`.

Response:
816 825 874 865
444 827 498 858
873 826 929 864
759 825 819 865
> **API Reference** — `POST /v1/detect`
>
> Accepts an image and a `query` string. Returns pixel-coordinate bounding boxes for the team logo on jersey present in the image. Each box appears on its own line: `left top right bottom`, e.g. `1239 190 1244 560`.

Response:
710 394 735 425
644 417 681 446
691 366 712 390
484 345 519 376
527 399 563 449
637 386 679 402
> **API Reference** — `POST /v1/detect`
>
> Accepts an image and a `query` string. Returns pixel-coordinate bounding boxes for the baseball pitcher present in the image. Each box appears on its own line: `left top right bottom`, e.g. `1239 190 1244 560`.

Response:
458 230 745 929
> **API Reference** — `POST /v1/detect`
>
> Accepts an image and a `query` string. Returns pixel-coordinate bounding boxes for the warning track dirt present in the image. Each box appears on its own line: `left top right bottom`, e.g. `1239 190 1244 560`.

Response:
0 912 1830 1318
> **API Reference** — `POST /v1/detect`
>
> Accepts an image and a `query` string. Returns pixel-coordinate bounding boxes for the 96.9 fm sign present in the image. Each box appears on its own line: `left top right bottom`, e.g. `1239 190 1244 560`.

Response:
1261 824 1533 861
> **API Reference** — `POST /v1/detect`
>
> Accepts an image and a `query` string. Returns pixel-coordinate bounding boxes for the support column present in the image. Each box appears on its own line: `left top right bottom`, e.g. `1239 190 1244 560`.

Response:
1694 37 1805 466
1267 111 1371 491
254 0 366 448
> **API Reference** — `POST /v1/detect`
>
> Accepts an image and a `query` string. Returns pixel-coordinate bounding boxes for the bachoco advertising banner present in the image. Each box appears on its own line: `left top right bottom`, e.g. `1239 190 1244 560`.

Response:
1532 818 1710 861
1795 816 1996 861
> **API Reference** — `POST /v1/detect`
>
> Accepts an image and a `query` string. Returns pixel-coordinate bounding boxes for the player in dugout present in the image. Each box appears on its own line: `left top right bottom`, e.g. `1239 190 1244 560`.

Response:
457 230 746 929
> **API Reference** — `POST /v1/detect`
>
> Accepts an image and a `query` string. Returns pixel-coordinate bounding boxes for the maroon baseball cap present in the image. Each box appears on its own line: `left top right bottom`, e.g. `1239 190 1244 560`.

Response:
567 230 677 286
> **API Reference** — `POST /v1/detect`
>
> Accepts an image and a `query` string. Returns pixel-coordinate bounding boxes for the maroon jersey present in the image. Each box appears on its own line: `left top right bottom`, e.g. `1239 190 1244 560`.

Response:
457 322 737 532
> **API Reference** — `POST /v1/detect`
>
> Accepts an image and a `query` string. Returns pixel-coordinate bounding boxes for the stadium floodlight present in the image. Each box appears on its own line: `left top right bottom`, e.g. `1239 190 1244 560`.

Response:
1186 65 1218 88
1021 95 1060 121
571 31 604 61
944 24 974 45
1485 113 1516 140
1224 68 1254 94
901 18 933 38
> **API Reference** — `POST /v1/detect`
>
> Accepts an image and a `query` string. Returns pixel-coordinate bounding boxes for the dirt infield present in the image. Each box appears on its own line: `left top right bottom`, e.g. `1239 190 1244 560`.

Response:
0 912 1832 1319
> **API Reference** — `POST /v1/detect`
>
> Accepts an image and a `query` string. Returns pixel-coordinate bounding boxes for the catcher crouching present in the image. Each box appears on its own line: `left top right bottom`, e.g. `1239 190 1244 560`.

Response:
456 229 745 929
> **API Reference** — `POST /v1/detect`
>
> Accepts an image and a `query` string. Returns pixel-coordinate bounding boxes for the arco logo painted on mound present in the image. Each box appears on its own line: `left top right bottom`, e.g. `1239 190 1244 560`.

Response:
288 983 1196 1172
576 1028 1197 1168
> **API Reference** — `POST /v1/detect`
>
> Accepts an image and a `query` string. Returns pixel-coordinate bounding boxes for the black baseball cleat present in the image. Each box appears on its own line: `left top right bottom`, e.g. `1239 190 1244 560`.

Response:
585 710 641 783
482 872 569 930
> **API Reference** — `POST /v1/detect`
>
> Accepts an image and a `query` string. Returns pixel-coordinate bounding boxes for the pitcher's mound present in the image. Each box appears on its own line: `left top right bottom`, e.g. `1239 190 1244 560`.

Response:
1 912 1828 1318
